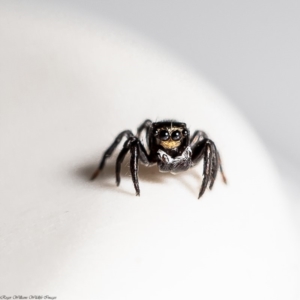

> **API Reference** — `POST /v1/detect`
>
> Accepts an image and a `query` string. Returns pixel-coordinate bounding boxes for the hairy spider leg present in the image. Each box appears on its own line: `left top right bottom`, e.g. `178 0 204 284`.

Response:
190 130 208 146
116 137 152 195
217 151 227 184
115 146 130 186
130 139 140 196
191 137 222 198
136 119 152 139
191 132 227 187
90 130 135 180
207 141 219 190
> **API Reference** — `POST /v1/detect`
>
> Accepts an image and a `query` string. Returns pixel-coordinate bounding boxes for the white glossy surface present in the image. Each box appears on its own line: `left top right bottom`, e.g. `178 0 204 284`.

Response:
0 5 299 299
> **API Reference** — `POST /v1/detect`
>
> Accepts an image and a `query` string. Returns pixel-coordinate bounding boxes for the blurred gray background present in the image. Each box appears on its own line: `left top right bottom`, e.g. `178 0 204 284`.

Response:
6 0 300 193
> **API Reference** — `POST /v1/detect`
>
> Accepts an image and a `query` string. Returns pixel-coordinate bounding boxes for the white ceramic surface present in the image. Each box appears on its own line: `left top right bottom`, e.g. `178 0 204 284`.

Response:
0 5 299 300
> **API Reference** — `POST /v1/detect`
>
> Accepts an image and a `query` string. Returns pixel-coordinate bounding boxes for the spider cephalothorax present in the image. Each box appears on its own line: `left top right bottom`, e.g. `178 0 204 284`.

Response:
91 119 226 198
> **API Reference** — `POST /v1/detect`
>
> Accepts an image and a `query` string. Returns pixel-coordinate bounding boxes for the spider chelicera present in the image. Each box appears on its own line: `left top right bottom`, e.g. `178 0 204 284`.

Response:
91 119 226 198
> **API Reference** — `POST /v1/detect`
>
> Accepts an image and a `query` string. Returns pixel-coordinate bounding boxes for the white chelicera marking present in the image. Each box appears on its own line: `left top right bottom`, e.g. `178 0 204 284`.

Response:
157 146 192 174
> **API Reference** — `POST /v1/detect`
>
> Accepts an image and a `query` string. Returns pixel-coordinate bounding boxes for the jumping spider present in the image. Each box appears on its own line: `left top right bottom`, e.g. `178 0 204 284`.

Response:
91 119 226 198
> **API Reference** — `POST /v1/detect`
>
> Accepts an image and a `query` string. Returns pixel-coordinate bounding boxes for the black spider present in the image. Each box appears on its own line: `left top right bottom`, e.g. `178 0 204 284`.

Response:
91 119 226 198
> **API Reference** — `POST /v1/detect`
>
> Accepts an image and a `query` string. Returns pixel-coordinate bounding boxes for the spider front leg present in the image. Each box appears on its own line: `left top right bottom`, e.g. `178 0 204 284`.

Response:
116 137 151 196
191 138 226 199
91 130 135 180
137 119 152 139
190 130 208 146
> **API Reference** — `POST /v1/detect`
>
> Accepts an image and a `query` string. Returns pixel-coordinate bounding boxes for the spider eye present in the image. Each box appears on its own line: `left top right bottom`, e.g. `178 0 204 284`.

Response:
182 129 188 136
153 129 159 136
159 130 170 141
171 130 181 141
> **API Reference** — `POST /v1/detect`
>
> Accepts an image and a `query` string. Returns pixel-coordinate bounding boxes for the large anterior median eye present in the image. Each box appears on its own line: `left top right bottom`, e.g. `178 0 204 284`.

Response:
171 130 181 141
159 130 170 141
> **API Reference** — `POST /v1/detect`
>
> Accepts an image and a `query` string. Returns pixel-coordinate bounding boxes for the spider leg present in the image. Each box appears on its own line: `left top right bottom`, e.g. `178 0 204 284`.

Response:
137 119 152 139
208 142 219 190
91 130 135 180
137 141 152 165
136 119 155 165
115 138 151 196
217 151 227 184
190 130 208 146
130 139 140 196
199 140 213 198
116 146 130 186
191 138 222 199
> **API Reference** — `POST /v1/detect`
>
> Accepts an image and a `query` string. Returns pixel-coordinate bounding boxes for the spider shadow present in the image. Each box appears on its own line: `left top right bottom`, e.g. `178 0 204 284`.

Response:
74 156 203 197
